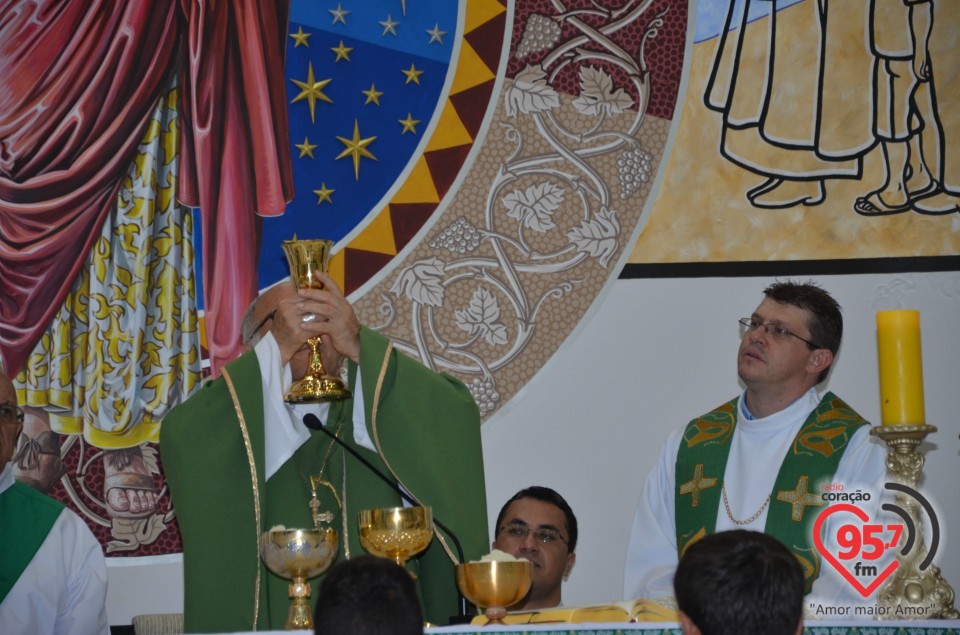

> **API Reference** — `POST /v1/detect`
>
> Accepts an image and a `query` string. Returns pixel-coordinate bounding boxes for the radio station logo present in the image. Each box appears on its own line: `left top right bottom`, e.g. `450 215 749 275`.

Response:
812 482 941 598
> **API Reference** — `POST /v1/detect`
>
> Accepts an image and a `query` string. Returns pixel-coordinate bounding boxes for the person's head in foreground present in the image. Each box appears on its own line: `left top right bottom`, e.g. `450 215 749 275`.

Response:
673 530 804 635
492 485 578 610
313 555 423 635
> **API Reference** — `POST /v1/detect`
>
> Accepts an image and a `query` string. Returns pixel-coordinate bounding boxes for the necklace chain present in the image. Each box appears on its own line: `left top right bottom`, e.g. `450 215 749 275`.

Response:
303 419 346 528
721 482 770 526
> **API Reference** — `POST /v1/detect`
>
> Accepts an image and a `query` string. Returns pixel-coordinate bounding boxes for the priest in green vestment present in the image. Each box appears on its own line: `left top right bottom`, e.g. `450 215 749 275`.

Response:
623 281 888 608
161 277 488 632
0 371 109 634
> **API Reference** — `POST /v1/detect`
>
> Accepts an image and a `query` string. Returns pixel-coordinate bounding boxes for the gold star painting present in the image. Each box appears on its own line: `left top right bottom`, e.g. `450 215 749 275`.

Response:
290 62 333 123
335 120 378 180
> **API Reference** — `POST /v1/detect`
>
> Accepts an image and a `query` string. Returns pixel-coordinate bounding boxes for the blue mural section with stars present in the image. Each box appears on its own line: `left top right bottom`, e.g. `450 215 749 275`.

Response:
256 0 460 288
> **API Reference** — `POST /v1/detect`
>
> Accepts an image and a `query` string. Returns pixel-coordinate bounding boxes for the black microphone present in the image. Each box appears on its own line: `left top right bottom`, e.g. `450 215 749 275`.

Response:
303 413 472 621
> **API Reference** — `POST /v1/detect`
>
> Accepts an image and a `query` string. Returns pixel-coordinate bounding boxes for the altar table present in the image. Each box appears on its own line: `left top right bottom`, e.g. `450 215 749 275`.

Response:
210 619 959 635
424 621 960 634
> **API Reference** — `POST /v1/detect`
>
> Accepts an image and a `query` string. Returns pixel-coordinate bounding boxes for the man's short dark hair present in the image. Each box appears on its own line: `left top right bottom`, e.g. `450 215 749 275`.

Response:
494 486 578 552
313 555 422 635
673 530 804 635
763 280 843 383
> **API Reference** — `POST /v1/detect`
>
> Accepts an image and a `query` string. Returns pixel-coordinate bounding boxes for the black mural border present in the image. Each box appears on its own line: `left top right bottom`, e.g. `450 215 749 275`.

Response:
619 256 960 279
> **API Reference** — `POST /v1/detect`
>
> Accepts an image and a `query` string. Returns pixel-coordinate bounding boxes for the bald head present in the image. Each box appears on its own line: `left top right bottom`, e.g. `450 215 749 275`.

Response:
241 282 297 348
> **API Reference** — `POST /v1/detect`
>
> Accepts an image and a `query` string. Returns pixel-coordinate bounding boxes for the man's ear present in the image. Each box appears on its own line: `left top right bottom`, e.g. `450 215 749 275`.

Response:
807 348 833 375
563 551 576 579
678 610 701 635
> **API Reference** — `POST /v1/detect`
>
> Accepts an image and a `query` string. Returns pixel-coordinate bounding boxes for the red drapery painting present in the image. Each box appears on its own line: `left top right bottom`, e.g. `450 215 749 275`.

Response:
0 0 292 376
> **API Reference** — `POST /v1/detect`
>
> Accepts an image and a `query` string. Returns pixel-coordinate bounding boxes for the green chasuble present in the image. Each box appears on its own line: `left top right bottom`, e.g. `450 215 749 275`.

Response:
161 327 488 632
0 479 65 602
674 392 869 593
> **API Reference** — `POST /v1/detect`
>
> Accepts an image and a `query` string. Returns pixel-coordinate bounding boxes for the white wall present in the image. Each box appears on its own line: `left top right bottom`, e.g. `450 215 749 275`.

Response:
106 272 960 625
482 272 960 607
106 555 183 625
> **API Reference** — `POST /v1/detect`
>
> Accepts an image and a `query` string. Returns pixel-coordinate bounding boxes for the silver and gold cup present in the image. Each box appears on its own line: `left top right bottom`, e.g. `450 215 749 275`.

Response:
259 527 338 630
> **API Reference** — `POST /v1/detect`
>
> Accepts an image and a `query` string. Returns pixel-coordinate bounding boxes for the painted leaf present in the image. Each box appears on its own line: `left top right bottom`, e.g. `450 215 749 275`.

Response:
503 182 564 232
566 206 620 267
141 444 160 474
391 258 446 306
571 66 634 116
504 64 561 117
455 287 509 346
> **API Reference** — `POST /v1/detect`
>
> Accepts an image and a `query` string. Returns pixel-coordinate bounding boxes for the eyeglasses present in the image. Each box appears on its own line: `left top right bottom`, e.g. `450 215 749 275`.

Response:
738 318 821 349
500 522 568 546
0 403 24 426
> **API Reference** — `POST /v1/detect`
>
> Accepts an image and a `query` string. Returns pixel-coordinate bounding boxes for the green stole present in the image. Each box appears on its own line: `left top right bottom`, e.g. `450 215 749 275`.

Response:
674 392 869 593
165 350 398 632
0 479 65 602
257 365 416 630
161 327 488 632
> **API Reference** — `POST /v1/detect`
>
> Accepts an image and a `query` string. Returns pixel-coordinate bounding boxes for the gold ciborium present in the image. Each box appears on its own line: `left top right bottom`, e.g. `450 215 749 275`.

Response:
259 527 338 630
281 238 352 403
455 560 533 624
357 506 434 574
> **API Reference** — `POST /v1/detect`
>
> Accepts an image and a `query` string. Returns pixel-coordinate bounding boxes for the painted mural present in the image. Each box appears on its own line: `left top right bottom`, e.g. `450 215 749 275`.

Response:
630 0 960 265
0 0 675 559
10 0 954 565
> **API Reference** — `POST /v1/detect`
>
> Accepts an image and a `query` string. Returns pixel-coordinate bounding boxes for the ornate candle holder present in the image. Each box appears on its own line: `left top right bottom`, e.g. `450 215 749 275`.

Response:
870 424 957 619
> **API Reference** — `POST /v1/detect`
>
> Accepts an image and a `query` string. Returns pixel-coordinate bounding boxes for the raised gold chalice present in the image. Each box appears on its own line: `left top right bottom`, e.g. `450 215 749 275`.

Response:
455 560 533 625
259 527 338 630
281 238 352 403
357 506 434 575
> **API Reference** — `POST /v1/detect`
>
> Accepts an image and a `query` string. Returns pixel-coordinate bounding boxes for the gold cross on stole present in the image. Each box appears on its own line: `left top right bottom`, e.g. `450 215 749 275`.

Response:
679 464 717 507
776 476 824 521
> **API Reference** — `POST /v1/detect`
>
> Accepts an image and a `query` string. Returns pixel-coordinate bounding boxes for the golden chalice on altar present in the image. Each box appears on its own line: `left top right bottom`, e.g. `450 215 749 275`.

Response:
357 506 434 575
281 238 352 403
259 527 338 630
455 560 533 625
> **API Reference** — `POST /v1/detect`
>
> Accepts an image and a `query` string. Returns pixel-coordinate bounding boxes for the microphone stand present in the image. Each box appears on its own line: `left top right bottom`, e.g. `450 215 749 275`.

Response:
304 414 473 621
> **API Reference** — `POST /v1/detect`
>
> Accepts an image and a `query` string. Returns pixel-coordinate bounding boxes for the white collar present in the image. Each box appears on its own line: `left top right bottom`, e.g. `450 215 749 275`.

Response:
738 387 820 433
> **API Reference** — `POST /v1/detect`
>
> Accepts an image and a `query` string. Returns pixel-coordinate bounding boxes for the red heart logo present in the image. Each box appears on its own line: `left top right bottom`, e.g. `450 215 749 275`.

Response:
812 503 899 597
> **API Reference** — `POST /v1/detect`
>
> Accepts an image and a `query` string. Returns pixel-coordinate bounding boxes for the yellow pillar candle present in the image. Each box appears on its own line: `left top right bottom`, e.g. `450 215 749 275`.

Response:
876 310 925 426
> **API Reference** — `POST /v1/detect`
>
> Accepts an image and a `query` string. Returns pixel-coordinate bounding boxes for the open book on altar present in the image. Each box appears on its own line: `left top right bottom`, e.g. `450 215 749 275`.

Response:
470 598 678 625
